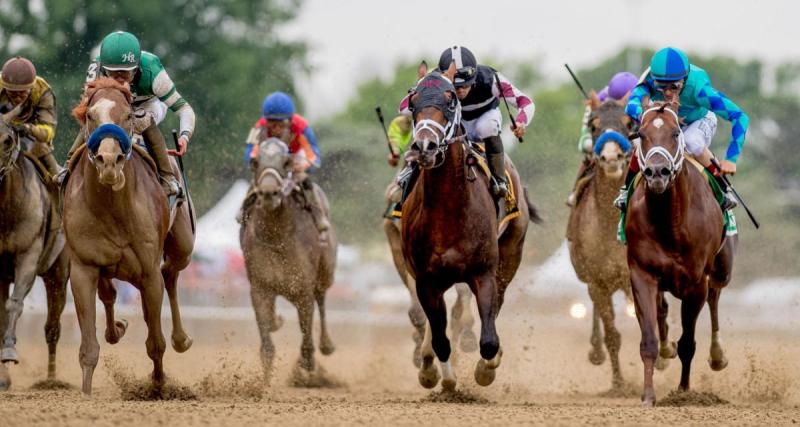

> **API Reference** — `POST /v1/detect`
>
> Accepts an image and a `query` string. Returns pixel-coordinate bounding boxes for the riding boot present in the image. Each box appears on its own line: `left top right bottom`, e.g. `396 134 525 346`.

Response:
483 135 508 198
142 124 181 197
39 152 63 184
301 179 331 244
706 163 739 211
613 168 637 212
567 156 593 207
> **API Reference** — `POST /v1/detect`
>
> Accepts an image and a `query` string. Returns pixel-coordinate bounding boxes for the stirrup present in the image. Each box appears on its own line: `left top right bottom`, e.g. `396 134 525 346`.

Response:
491 177 508 198
613 188 628 211
721 191 738 211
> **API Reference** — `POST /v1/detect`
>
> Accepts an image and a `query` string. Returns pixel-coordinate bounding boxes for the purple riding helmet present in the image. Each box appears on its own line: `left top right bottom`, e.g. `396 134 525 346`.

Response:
607 71 638 100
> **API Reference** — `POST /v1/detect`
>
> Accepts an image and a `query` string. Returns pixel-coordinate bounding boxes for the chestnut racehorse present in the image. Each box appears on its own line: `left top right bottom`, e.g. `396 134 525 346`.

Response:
625 103 736 406
402 64 535 391
65 78 195 395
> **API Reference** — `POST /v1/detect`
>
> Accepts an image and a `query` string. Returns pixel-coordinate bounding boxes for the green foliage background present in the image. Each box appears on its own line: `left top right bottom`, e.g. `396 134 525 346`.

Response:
2 3 798 284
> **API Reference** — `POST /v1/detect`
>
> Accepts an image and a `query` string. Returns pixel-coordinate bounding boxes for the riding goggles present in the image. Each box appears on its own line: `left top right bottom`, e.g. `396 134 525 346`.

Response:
453 66 476 86
654 80 684 92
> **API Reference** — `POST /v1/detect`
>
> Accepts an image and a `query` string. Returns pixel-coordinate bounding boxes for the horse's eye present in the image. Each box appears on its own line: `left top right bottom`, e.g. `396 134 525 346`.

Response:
673 130 681 139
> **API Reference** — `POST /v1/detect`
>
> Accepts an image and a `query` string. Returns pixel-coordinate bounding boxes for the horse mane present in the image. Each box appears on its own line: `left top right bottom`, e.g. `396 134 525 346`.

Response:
72 78 133 125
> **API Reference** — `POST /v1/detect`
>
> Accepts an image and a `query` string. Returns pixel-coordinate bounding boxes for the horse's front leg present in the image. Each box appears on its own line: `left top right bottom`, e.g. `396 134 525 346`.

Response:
450 283 477 353
2 243 43 364
140 271 167 390
677 290 706 391
70 260 100 395
630 267 660 407
98 278 128 344
42 253 69 380
162 263 193 353
416 278 455 391
470 272 502 387
656 292 677 370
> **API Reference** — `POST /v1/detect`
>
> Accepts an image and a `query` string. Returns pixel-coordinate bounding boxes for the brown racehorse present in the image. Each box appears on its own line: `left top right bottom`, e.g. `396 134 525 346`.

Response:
402 63 535 391
65 78 195 395
240 137 337 384
625 103 736 406
566 94 633 390
0 105 69 390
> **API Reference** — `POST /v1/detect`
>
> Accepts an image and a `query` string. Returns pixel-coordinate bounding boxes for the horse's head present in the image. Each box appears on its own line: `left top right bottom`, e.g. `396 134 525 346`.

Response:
250 137 293 210
409 62 460 169
0 105 23 181
634 102 685 194
72 78 134 191
588 93 634 179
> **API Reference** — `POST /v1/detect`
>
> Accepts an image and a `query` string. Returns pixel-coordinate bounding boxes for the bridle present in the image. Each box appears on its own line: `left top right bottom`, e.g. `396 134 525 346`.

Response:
635 106 686 181
411 74 463 168
253 139 296 197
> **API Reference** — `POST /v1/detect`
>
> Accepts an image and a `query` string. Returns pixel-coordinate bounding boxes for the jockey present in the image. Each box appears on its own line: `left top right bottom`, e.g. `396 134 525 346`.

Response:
62 31 196 197
615 47 748 211
566 71 638 206
244 91 330 239
386 113 413 167
0 57 60 180
399 46 534 198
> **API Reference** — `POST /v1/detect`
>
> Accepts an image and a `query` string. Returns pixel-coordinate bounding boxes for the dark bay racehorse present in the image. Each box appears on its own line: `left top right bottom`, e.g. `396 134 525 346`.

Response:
0 105 69 390
65 78 195 395
240 138 337 384
402 64 535 390
625 103 736 406
566 94 633 390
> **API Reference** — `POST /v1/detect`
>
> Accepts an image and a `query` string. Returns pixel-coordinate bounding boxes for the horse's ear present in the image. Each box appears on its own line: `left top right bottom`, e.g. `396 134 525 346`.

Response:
588 90 601 110
418 60 428 79
444 60 456 83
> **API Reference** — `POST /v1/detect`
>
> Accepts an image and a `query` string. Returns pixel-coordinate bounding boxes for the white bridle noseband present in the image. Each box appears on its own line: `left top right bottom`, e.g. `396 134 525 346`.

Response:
636 106 686 177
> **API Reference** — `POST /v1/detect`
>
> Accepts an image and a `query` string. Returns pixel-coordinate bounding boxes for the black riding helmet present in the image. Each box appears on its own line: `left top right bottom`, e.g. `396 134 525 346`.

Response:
438 46 477 88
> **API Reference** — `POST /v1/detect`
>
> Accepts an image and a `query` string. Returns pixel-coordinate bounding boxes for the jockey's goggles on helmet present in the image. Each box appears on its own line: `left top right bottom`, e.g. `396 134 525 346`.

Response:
654 80 684 92
453 66 476 87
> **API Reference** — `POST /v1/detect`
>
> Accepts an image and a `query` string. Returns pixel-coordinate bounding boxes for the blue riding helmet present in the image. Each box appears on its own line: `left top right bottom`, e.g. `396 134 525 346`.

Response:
262 92 295 120
650 47 690 82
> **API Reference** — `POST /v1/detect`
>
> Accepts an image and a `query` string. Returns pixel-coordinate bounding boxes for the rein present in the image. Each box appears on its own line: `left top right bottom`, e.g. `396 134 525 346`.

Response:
0 128 20 181
636 106 686 179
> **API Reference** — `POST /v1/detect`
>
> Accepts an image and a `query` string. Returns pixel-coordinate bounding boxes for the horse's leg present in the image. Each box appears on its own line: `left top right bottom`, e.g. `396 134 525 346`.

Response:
140 272 167 389
315 288 335 356
250 287 276 382
707 287 728 371
589 285 623 389
630 268 659 407
70 260 100 395
451 283 477 353
470 273 502 387
0 281 10 390
97 278 127 344
385 219 425 366
677 291 706 391
588 294 606 365
656 292 677 371
296 297 316 373
417 279 455 390
162 262 193 353
1 245 42 363
42 254 68 380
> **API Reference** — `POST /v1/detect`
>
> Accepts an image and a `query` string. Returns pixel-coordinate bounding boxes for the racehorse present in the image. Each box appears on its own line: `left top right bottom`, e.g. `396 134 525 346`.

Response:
65 78 195 395
566 93 633 390
0 105 69 390
625 102 736 406
402 63 536 390
240 137 337 384
383 60 477 368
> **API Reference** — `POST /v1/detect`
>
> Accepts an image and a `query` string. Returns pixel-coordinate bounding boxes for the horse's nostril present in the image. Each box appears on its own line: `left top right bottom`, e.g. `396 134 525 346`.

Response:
96 154 104 164
617 153 624 160
116 154 125 164
660 167 671 176
643 168 654 177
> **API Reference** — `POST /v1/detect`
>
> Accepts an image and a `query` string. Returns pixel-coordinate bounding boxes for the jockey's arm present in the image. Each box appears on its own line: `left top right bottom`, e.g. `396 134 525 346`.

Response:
299 125 321 168
26 89 56 144
152 69 196 143
625 82 652 124
387 114 412 155
244 123 262 162
694 80 750 165
491 72 535 130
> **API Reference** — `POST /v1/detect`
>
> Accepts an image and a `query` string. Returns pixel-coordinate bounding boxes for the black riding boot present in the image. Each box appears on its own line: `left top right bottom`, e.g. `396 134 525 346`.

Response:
483 135 508 198
142 124 181 197
613 168 638 211
301 179 331 244
706 163 739 211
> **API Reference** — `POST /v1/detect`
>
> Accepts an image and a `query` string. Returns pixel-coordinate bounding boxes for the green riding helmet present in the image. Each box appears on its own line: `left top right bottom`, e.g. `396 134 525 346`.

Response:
99 31 141 71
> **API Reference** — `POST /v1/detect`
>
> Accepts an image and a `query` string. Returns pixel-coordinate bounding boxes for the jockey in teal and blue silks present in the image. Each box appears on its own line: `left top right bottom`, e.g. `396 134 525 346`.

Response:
615 47 748 212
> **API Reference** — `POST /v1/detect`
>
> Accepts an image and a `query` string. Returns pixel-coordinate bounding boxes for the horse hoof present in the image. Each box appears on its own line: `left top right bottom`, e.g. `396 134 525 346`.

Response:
319 338 335 356
0 365 10 391
171 333 193 353
659 341 678 359
588 348 606 366
105 319 128 344
641 389 657 407
655 356 670 371
269 315 284 333
418 357 440 389
708 356 728 371
460 329 478 353
442 377 457 392
0 347 19 364
474 359 497 387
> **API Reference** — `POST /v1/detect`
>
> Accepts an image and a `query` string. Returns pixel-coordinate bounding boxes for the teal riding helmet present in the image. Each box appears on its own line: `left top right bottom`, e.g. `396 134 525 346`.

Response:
650 47 689 81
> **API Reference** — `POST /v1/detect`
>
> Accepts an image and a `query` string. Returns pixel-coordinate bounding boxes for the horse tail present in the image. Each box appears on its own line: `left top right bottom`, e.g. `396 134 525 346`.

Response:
523 187 542 224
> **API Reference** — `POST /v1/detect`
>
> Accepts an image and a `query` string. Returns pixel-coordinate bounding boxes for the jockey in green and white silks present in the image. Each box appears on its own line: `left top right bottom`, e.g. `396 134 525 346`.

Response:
62 31 196 197
615 47 749 212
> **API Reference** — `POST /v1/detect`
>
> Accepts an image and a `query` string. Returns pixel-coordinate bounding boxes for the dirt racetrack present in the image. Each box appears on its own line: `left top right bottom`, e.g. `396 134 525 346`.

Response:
1 284 799 426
